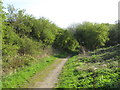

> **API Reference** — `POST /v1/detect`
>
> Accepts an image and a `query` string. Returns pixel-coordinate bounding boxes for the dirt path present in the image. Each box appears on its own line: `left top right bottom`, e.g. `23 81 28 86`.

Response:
25 57 69 88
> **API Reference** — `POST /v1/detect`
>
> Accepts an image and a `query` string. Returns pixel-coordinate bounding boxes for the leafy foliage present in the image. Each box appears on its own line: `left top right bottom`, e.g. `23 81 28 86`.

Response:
106 23 120 46
2 25 20 56
2 5 63 74
57 45 120 88
74 22 109 50
18 37 42 55
2 4 120 88
53 30 80 53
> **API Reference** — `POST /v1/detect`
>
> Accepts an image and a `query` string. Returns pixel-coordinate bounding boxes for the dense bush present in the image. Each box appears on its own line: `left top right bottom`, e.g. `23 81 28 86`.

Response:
18 37 42 55
74 22 109 50
106 24 120 46
2 25 20 56
53 30 80 53
2 5 63 75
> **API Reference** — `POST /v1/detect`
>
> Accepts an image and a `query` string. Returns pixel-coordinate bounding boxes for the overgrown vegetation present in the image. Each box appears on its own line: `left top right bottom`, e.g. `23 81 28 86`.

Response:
57 44 120 88
1 1 120 88
2 56 57 88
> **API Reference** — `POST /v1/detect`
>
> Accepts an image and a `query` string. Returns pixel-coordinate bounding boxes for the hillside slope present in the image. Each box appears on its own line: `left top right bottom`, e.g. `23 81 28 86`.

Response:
57 44 120 88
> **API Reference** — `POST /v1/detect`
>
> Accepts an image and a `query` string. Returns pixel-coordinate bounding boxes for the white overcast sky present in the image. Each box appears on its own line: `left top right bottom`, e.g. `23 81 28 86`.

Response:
3 0 120 28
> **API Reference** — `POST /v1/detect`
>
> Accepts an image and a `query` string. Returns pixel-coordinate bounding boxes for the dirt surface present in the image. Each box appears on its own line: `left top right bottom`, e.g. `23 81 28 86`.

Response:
26 57 69 88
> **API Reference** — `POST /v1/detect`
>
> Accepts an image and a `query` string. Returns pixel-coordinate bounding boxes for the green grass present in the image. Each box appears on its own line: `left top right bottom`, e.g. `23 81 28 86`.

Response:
2 56 57 88
57 44 120 88
54 52 68 58
23 59 63 88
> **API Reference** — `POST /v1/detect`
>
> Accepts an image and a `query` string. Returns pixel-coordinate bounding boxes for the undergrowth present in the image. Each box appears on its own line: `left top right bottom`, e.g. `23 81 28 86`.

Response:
2 56 57 88
57 44 120 88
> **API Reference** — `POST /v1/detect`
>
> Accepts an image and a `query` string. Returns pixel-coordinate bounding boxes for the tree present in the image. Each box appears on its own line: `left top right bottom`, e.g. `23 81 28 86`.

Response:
0 1 4 58
75 22 109 50
6 5 34 37
6 4 17 23
30 17 60 46
106 22 120 46
53 30 80 53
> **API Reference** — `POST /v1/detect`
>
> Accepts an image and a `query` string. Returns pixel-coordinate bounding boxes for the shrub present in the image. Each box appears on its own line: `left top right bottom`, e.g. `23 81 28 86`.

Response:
18 37 42 55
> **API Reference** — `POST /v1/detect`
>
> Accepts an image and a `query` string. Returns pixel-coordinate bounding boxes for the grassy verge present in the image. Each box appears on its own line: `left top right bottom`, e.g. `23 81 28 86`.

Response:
23 59 62 88
57 45 120 88
2 56 57 88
